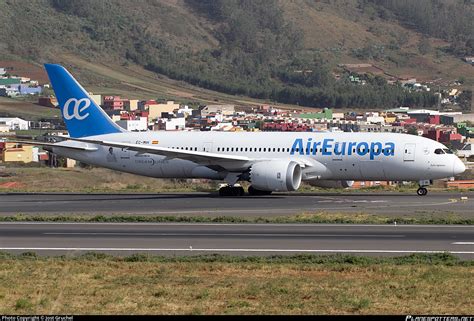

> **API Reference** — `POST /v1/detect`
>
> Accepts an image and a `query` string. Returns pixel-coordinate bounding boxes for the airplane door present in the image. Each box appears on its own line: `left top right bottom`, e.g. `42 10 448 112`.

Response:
404 143 416 161
202 142 213 153
119 146 131 168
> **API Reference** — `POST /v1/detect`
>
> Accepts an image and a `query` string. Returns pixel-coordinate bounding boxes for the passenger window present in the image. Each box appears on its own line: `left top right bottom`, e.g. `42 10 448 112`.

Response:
245 148 248 152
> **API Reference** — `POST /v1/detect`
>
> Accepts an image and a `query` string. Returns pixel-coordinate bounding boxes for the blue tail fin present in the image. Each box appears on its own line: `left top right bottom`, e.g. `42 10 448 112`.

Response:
44 64 124 138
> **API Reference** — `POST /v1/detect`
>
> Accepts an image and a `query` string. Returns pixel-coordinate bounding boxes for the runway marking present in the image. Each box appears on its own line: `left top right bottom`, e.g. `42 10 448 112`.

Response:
43 232 406 238
0 247 473 254
0 222 473 228
452 242 474 245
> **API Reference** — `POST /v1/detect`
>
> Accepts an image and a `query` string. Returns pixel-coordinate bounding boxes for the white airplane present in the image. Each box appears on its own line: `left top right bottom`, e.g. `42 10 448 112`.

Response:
19 64 466 196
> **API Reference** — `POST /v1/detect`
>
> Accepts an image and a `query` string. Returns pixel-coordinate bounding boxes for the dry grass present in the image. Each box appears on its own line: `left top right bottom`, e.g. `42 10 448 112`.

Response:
0 167 216 193
0 97 60 120
0 257 472 314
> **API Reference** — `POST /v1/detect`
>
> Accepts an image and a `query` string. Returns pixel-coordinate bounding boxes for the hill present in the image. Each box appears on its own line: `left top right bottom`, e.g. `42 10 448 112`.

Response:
0 0 472 110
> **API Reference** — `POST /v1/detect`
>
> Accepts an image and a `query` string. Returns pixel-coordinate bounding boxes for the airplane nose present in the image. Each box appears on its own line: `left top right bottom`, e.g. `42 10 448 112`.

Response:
453 157 466 176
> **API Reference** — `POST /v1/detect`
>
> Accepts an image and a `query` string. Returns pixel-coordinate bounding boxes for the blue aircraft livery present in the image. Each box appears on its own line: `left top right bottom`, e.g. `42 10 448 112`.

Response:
290 138 395 160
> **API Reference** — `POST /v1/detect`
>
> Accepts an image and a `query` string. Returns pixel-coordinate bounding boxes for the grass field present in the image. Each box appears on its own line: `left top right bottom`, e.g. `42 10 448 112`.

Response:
0 166 216 193
0 253 472 314
0 97 60 120
2 212 473 225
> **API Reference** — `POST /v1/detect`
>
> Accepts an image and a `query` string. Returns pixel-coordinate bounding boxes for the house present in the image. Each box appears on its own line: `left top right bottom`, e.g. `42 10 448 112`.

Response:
123 99 139 111
0 78 21 86
0 68 5 76
116 117 148 131
154 117 185 131
1 142 33 163
423 128 462 143
103 96 124 110
89 93 102 106
0 117 29 130
463 57 474 65
38 96 58 108
147 101 180 120
18 85 42 95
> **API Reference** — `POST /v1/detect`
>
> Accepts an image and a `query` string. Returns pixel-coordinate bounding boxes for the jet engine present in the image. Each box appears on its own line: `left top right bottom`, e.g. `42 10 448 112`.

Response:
308 180 354 189
249 160 302 192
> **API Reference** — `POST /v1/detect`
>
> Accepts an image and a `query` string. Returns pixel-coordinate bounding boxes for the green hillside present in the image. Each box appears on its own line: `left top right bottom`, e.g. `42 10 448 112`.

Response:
0 0 472 109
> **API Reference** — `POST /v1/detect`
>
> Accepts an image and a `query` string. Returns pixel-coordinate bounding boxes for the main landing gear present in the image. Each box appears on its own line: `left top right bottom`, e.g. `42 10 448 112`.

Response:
218 184 272 196
219 185 245 196
416 179 431 196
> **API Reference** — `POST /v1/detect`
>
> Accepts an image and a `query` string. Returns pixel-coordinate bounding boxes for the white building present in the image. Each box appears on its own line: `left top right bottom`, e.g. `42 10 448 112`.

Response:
0 117 30 130
116 117 148 131
176 105 193 117
88 93 102 106
158 117 185 131
0 68 5 76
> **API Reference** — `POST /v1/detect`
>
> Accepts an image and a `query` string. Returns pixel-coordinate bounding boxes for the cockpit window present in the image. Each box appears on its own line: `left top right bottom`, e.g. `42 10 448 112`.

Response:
434 148 454 155
461 144 471 151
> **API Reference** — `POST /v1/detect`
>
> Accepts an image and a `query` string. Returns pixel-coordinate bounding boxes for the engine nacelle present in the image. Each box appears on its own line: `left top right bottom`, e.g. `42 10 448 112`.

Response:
308 180 354 189
250 160 302 192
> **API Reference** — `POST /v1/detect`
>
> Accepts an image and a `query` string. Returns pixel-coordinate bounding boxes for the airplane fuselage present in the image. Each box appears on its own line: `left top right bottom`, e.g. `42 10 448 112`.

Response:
52 131 463 182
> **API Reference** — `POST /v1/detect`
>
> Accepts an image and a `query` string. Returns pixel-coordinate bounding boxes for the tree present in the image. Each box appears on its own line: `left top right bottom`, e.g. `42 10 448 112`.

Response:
458 91 473 112
418 37 432 55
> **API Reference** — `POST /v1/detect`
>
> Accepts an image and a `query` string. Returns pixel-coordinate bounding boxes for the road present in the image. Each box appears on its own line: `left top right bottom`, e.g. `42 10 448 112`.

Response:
0 223 473 258
0 191 472 217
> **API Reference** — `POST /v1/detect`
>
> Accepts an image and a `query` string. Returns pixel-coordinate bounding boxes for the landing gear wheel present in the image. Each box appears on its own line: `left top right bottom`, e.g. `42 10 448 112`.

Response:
248 185 272 196
416 187 428 196
219 185 245 197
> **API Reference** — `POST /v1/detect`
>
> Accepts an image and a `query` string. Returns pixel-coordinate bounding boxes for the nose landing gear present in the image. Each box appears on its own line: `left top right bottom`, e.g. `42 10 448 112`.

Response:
416 179 432 196
416 187 428 196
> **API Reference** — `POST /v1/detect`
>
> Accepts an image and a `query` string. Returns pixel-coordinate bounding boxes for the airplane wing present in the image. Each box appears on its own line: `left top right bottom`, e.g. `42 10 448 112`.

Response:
11 138 316 171
7 140 98 151
66 137 253 166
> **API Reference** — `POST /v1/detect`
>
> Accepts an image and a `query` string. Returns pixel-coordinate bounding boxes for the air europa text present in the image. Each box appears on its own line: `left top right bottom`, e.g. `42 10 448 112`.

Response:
290 138 395 160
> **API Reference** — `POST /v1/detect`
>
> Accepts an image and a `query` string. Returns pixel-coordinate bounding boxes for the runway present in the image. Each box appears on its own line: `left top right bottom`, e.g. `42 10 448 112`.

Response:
0 191 473 217
0 223 473 258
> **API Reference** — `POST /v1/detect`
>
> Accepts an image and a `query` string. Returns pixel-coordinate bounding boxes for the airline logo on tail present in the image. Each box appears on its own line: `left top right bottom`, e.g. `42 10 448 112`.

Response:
44 64 124 138
63 98 91 120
